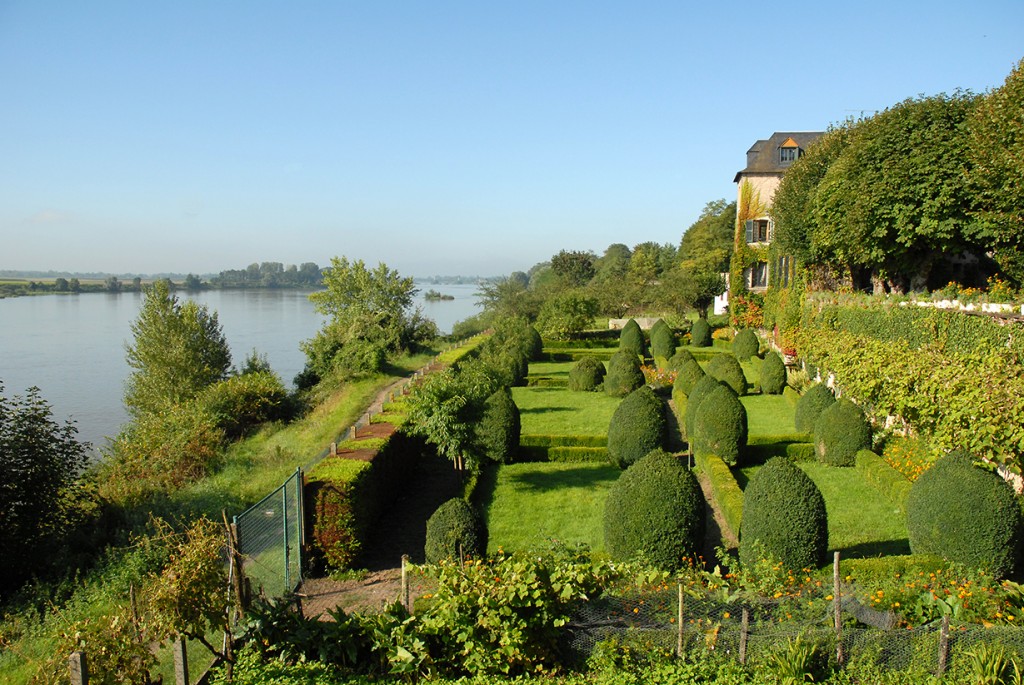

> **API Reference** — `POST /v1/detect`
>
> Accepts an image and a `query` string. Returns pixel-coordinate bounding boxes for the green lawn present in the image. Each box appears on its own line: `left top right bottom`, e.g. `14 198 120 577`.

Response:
512 383 621 436
740 394 797 438
481 462 620 553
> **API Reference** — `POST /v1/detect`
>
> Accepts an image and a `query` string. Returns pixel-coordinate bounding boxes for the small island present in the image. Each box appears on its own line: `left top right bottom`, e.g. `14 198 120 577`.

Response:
423 289 455 301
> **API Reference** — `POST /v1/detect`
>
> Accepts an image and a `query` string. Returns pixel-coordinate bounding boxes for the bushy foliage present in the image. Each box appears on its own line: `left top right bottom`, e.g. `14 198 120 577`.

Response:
536 290 599 340
425 498 486 564
199 370 292 439
732 328 760 361
690 318 712 347
759 350 787 395
668 348 696 372
650 319 676 362
568 356 607 392
619 319 648 358
673 359 705 396
692 383 748 466
527 326 544 361
795 383 836 433
683 375 721 443
604 449 704 571
706 353 747 395
740 457 828 571
813 398 871 467
907 452 1023 578
607 386 665 469
475 387 521 464
604 349 645 397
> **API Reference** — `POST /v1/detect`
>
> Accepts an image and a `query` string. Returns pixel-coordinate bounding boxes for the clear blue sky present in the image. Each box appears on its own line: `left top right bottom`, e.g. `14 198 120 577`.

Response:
1 2 1021 278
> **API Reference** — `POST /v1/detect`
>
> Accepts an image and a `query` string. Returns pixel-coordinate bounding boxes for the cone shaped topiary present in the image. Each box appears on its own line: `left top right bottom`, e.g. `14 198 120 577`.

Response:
425 498 486 563
527 326 544 361
813 398 870 467
706 353 747 396
668 348 696 372
674 359 705 396
476 386 521 464
607 385 665 469
619 319 648 358
740 457 828 571
732 328 759 361
568 355 607 392
690 318 712 347
907 452 1024 578
604 449 705 571
795 383 835 433
759 351 787 395
693 383 748 466
650 319 676 363
605 349 645 397
684 374 721 444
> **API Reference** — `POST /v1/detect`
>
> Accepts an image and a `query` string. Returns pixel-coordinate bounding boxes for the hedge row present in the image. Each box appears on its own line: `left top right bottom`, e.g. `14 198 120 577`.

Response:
548 446 608 463
519 434 608 462
520 434 607 448
745 441 816 463
541 350 616 363
694 451 743 540
855 449 911 512
526 377 568 387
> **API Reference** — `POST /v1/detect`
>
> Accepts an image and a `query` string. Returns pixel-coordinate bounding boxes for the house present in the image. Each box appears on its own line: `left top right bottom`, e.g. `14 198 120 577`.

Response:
733 131 823 292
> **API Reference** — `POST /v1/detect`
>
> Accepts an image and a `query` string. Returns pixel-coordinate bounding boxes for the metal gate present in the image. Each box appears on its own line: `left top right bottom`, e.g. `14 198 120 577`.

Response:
233 467 304 598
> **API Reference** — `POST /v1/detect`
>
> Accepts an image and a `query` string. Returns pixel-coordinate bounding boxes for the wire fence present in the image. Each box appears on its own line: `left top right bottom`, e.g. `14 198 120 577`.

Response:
233 467 304 599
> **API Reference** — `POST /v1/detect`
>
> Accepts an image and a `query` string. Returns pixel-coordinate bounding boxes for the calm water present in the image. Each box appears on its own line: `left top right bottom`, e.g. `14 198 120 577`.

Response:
0 284 481 452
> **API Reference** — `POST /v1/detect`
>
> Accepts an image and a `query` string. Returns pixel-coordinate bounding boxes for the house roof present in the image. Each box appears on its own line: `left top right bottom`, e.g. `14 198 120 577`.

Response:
733 131 824 182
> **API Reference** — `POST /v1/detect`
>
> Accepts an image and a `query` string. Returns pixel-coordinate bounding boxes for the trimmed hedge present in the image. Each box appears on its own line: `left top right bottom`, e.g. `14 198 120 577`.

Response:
690 318 712 347
619 319 648 358
604 349 645 397
476 386 521 464
694 451 744 541
855 449 911 512
683 375 721 444
906 452 1024 578
732 328 759 361
607 386 665 469
518 434 607 462
568 355 607 392
794 383 835 433
692 383 748 466
604 449 705 571
650 319 676 363
674 359 705 396
814 398 871 467
706 353 747 396
759 351 787 395
424 498 487 563
744 440 816 463
548 446 608 463
740 457 829 571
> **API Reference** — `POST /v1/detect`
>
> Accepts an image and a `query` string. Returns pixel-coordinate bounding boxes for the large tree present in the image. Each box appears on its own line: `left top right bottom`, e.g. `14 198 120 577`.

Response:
549 250 597 288
678 200 736 273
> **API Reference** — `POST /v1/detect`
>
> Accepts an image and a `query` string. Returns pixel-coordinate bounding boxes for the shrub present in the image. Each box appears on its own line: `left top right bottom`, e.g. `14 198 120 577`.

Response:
906 452 1023 578
813 398 871 467
794 383 835 433
693 383 748 466
607 386 665 469
476 386 521 464
604 449 704 571
650 320 676 362
668 348 696 372
732 328 759 361
740 457 828 571
619 319 648 358
605 349 645 397
425 498 486 563
706 353 747 395
568 356 607 392
673 359 705 396
683 375 721 444
759 351 787 395
527 326 544 361
690 318 712 347
199 370 292 439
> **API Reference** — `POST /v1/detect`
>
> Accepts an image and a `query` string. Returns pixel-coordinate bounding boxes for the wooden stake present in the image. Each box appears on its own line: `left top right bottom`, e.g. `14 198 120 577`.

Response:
740 608 749 666
69 651 88 685
937 614 950 677
401 554 412 614
676 584 684 658
834 551 843 666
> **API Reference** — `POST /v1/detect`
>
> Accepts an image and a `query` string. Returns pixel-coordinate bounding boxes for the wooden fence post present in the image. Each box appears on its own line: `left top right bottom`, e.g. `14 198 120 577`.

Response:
937 615 950 677
401 554 412 614
834 551 844 666
173 638 189 685
739 608 749 666
69 651 88 685
676 584 684 658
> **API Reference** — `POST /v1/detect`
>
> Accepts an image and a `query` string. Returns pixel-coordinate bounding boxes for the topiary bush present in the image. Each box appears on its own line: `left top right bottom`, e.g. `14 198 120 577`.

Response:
674 359 705 396
906 452 1024 578
795 383 836 433
619 319 648 358
425 498 486 564
759 351 787 395
813 398 871 467
605 349 645 397
693 383 748 466
706 353 747 396
568 356 607 392
650 320 676 363
604 449 704 571
690 318 712 347
476 386 521 464
683 374 721 444
732 328 759 361
668 348 696 372
607 386 665 469
740 457 828 571
527 326 544 361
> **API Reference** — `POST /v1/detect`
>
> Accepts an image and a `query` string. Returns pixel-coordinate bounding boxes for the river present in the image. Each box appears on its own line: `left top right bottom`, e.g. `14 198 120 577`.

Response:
0 283 482 452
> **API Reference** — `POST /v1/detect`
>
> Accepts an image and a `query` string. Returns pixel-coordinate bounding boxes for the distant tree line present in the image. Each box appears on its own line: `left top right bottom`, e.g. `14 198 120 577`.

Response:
207 261 322 289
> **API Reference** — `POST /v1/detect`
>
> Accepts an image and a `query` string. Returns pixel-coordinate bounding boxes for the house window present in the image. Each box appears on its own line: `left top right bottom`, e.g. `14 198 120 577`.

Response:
746 262 768 289
744 219 770 243
780 147 797 163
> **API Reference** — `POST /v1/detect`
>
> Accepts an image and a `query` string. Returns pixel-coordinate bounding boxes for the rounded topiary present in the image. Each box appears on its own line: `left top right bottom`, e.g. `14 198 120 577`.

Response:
907 452 1024 578
674 358 705 396
568 355 607 392
668 348 696 372
759 351 787 395
740 457 828 571
690 318 712 347
619 319 648 358
706 353 747 396
607 386 665 469
650 320 676 363
604 448 705 571
732 329 759 361
795 383 835 433
527 326 544 361
425 498 486 563
605 349 645 397
813 398 871 467
693 383 748 466
683 374 721 444
476 386 521 464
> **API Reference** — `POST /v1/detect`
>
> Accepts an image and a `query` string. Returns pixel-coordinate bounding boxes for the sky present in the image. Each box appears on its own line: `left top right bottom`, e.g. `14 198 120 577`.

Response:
1 2 1021 278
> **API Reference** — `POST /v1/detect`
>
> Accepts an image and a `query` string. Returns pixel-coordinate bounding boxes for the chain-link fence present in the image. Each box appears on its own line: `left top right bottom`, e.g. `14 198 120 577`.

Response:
233 467 304 599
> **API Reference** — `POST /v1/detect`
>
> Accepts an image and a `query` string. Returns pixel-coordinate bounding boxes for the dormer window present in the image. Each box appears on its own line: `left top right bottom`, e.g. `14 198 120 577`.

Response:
779 136 800 165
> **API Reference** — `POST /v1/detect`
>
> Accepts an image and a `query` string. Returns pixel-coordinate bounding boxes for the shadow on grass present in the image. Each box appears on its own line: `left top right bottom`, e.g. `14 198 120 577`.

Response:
507 465 620 492
519 406 575 414
837 539 912 558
